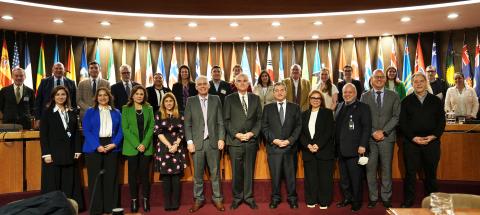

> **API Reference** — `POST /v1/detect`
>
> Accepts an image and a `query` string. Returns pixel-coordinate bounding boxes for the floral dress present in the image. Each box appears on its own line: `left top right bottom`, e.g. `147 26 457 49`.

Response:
154 113 187 175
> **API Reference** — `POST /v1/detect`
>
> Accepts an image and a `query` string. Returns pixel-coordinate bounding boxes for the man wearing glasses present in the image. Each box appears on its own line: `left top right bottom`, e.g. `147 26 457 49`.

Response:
111 64 140 111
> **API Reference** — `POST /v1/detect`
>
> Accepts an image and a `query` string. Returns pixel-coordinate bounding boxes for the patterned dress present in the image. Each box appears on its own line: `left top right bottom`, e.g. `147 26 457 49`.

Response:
154 113 187 175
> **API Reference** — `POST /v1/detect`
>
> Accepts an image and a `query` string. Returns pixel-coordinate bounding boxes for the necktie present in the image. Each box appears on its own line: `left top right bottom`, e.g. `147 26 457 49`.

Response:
125 82 131 96
376 91 382 109
92 79 97 95
15 86 21 103
56 79 61 87
279 102 285 125
241 95 248 116
201 98 209 139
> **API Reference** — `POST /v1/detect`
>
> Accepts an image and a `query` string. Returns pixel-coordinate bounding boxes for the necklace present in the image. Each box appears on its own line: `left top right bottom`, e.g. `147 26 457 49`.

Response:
136 109 143 115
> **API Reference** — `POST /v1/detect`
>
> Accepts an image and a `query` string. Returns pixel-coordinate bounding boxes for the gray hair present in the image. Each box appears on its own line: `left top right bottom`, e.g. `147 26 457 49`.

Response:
119 64 132 73
426 65 436 72
195 75 208 85
342 83 357 94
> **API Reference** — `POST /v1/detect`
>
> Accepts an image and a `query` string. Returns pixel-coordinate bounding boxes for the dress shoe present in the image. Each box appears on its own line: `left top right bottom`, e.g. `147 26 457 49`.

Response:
230 201 241 210
383 201 392 208
336 199 352 208
143 197 150 212
245 201 258 209
288 201 298 209
367 201 377 208
269 201 279 209
131 199 138 213
188 202 204 213
351 203 362 212
213 201 225 211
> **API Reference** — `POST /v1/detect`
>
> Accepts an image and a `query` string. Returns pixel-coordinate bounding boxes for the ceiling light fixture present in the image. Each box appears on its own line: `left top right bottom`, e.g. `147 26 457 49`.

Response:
346 34 354 38
139 36 147 40
382 32 390 36
356 18 366 24
100 21 111 26
144 21 154 27
277 36 285 40
103 35 111 39
312 35 319 39
242 36 251 40
401 16 411 22
209 36 217 41
271 21 281 27
313 21 323 26
448 13 459 19
52 18 63 24
188 22 198 27
174 36 182 41
1 15 13 20
230 22 239 27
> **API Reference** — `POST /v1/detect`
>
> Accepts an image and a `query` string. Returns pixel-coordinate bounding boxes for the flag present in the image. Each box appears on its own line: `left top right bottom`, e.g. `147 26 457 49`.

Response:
53 37 60 64
145 42 153 86
156 44 167 88
183 43 188 66
195 43 201 79
121 40 127 65
402 36 412 90
254 44 262 81
311 41 322 85
266 44 274 81
79 39 88 81
302 42 309 80
107 40 116 86
377 37 384 70
206 44 212 81
134 41 142 85
446 34 455 85
24 40 33 89
0 38 12 88
95 39 102 78
229 44 238 82
35 39 46 90
66 41 76 84
474 34 480 96
278 43 285 81
351 39 359 80
327 41 333 81
291 42 296 65
241 44 253 84
219 44 225 80
391 36 398 69
415 34 425 73
338 40 347 81
462 34 472 87
365 39 373 90
169 44 178 89
12 40 19 68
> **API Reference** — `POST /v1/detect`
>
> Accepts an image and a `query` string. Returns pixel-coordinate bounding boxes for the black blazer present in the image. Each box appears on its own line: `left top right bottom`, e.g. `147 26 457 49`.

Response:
34 76 77 118
40 107 80 166
146 86 171 113
172 82 197 112
209 80 232 105
0 84 35 129
261 101 302 154
334 100 372 158
300 108 335 161
223 92 262 146
111 81 140 111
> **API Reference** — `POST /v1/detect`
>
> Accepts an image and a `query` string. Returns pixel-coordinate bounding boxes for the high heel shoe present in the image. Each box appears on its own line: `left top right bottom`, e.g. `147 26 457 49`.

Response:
131 199 138 213
143 197 150 212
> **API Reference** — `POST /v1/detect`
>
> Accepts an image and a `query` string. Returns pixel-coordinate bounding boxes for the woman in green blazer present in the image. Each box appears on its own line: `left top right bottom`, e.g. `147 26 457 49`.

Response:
122 85 154 213
385 66 407 100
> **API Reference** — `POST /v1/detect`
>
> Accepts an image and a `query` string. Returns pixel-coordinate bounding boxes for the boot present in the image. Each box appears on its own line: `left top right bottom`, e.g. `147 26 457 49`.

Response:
143 197 150 212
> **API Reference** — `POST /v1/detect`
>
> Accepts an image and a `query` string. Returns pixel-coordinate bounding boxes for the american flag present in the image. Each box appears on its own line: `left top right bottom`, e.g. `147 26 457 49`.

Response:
12 41 20 69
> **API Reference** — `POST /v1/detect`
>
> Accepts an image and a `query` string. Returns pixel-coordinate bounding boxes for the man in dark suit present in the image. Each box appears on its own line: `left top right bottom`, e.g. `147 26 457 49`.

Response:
34 63 77 128
335 83 372 212
111 64 139 111
337 65 364 103
209 65 232 105
426 65 448 103
0 67 35 129
400 72 445 208
184 75 225 213
360 69 400 209
262 82 301 209
146 73 171 113
223 73 262 210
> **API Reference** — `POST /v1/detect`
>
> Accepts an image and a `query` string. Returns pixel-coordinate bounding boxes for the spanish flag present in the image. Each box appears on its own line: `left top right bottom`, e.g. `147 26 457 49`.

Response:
0 38 12 88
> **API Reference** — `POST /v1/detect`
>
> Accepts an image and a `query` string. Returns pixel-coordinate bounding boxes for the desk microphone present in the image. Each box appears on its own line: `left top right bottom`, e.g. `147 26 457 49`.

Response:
88 169 106 215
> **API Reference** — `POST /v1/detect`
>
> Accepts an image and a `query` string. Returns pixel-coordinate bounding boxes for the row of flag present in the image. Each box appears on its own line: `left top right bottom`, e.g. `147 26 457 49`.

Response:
1 34 480 95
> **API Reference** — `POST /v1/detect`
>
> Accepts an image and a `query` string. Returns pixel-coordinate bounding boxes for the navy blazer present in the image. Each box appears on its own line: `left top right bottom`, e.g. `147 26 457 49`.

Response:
34 76 77 118
82 107 123 153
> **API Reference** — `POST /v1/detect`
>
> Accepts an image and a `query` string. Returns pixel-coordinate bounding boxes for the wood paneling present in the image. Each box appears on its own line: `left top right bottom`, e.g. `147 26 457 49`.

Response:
0 141 23 194
25 140 41 191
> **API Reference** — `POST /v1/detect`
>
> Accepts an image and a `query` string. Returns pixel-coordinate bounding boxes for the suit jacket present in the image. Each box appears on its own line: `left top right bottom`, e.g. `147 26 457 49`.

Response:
283 78 311 111
76 78 110 120
337 79 364 103
146 86 171 113
209 80 232 105
300 108 335 161
121 104 155 156
223 92 262 146
82 107 123 153
35 76 77 118
252 84 275 109
334 100 372 157
261 101 302 154
184 94 225 151
110 81 140 111
172 82 197 112
40 107 80 165
360 88 401 143
0 84 35 129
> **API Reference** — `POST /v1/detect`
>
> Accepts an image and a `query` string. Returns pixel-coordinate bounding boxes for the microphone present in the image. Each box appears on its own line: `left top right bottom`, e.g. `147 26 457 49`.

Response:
88 169 106 215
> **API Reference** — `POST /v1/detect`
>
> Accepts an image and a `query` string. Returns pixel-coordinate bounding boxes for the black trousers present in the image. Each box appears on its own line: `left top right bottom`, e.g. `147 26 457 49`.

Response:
403 140 440 203
161 174 181 209
127 153 152 199
338 156 365 203
304 158 334 205
229 142 257 204
267 151 297 203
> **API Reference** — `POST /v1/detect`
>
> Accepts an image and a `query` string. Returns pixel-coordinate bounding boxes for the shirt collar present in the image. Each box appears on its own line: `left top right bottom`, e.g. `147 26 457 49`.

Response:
99 105 112 111
199 94 208 100
373 87 384 94
53 105 65 113
277 99 287 105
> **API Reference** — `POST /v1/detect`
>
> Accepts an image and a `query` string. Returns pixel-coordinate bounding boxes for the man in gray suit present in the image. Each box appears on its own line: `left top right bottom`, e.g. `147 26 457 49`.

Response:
184 75 225 213
224 74 262 210
76 61 110 120
360 69 400 209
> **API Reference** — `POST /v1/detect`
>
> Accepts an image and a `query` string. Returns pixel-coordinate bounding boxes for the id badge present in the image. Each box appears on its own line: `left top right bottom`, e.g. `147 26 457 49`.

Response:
220 89 226 94
67 131 72 137
348 115 355 130
23 96 29 102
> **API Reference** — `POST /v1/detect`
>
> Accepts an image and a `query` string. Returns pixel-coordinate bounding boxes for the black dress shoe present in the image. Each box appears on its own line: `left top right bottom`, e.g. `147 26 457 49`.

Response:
288 201 298 209
131 199 139 213
230 201 241 210
383 201 392 208
269 201 279 209
367 201 377 208
336 199 352 208
245 201 258 209
143 197 150 212
351 203 362 212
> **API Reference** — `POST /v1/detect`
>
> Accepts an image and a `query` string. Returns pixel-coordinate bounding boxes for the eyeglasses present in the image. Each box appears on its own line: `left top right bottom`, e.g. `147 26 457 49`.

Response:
310 97 322 100
373 76 386 79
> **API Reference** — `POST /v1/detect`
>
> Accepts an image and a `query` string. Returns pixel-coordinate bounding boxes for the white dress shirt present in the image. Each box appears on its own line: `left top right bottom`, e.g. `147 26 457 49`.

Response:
99 106 113 137
238 92 249 110
308 110 318 139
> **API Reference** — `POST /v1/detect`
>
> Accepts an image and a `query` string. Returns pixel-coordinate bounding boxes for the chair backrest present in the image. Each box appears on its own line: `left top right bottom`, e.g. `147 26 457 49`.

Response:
422 194 480 209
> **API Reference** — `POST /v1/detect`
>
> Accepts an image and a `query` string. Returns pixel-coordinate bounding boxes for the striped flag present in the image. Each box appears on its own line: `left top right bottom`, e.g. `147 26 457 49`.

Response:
35 39 46 91
24 40 33 89
446 34 455 85
12 40 20 68
53 37 60 64
206 44 212 81
79 39 88 81
266 44 274 81
121 40 127 65
0 38 12 88
377 37 384 70
219 44 225 80
431 36 440 77
183 43 188 66
66 41 76 84
169 44 178 89
327 41 333 81
462 34 472 87
255 44 262 81
351 39 359 80
311 41 322 85
156 44 167 88
391 36 398 69
301 42 309 80
291 42 296 65
365 39 373 90
195 43 201 79
229 44 238 82
338 40 347 81
474 33 480 96
145 42 153 86
402 36 412 90
107 40 116 86
134 41 142 85
414 34 425 73
278 43 285 81
241 44 253 84
95 39 102 78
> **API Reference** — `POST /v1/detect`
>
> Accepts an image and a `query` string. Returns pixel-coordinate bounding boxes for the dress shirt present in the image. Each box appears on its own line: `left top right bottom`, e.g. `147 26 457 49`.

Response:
14 84 24 98
238 92 249 110
54 77 64 87
277 99 287 120
293 79 299 96
373 87 385 107
213 81 220 91
308 110 318 139
414 92 428 104
99 106 113 137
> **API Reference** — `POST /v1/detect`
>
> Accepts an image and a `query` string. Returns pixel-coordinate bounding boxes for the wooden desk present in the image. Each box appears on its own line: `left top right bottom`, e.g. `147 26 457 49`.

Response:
387 208 480 215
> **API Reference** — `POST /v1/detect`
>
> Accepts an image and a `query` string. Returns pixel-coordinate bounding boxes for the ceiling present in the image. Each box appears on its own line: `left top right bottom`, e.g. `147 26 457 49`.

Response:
0 0 479 42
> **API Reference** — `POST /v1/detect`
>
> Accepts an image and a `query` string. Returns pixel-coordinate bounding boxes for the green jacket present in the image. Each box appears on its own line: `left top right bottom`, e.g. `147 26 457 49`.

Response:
121 104 154 156
386 81 406 100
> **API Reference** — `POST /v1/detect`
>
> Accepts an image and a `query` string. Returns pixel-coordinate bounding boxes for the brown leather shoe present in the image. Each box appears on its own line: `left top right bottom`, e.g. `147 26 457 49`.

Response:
188 202 204 213
213 201 225 212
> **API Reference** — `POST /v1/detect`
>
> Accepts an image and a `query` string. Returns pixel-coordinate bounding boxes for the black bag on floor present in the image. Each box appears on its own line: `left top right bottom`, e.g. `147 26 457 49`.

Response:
0 191 75 215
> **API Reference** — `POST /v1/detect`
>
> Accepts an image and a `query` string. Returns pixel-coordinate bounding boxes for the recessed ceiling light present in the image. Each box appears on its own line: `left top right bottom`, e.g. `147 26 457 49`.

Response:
100 21 111 26
448 13 459 19
230 22 239 27
271 21 281 27
188 22 198 27
139 36 147 40
1 15 13 20
144 21 154 27
356 19 366 24
242 36 251 41
209 36 217 41
277 36 285 40
52 19 63 24
312 35 319 39
346 34 354 38
382 33 390 36
401 17 411 22
103 35 111 39
174 36 182 41
313 21 323 26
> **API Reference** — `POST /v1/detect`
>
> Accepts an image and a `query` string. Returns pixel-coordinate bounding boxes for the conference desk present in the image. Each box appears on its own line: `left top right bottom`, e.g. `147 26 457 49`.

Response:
386 208 480 215
0 124 479 194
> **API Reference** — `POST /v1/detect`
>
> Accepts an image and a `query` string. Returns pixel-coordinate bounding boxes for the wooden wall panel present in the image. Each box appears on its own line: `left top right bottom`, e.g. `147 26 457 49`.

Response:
0 141 23 194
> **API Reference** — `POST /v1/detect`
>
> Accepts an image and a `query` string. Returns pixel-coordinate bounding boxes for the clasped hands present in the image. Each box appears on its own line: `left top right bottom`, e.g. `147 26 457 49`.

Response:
412 135 436 145
187 140 225 153
235 132 254 142
166 138 181 153
372 130 385 141
307 144 319 153
273 139 290 148
97 143 116 153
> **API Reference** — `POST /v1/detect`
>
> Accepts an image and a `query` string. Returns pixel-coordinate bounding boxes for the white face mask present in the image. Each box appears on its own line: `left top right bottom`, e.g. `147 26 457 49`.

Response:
358 155 369 166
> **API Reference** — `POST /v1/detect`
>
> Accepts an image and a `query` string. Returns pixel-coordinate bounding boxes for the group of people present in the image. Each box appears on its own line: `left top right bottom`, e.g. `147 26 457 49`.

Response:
0 59 476 214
